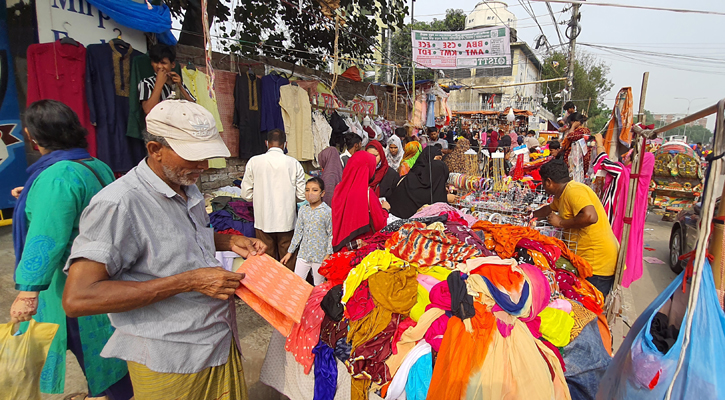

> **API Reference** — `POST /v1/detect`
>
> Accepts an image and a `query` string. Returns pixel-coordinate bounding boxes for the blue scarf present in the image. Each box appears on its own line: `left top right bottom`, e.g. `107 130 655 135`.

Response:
13 148 91 270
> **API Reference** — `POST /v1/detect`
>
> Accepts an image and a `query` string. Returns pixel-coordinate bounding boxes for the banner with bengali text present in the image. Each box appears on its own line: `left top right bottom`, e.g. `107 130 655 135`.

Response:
411 26 511 69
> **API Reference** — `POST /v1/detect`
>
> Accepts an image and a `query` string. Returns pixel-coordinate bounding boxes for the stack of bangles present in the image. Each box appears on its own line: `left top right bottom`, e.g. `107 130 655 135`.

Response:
448 173 486 191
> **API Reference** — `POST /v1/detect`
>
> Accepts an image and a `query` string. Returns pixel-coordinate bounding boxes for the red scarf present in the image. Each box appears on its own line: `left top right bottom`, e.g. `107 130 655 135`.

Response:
331 152 388 250
366 140 390 197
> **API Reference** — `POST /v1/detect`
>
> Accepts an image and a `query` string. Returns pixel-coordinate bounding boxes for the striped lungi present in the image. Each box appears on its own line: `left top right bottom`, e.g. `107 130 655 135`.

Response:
127 344 248 400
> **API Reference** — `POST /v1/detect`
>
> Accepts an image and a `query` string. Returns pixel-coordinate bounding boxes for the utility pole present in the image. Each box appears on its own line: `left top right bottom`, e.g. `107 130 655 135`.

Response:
565 4 580 103
386 28 393 84
411 0 416 120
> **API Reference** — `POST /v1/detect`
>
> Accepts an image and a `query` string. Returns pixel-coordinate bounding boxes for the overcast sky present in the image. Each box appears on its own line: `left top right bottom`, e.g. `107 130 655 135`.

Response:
411 0 725 129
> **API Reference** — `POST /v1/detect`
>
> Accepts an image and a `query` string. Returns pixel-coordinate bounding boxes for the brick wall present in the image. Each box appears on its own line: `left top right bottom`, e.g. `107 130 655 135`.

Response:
200 158 247 192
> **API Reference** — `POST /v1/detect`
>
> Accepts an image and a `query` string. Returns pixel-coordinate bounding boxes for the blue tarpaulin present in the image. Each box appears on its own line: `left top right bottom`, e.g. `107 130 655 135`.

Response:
85 0 176 45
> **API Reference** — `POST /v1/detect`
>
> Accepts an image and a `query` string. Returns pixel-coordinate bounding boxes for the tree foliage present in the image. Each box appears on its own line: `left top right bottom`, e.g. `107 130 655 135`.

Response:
390 9 467 82
165 0 408 69
540 51 613 125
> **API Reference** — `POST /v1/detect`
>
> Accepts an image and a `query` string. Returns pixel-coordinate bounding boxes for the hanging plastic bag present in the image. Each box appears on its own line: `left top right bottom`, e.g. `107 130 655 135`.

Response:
0 320 58 400
597 261 725 399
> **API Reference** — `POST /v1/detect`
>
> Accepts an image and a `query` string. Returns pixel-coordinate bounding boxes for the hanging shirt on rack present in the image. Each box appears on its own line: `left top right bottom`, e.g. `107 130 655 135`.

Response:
234 72 264 159
426 93 436 127
85 41 146 172
27 40 97 156
312 111 333 168
280 84 314 161
260 74 289 133
181 67 223 132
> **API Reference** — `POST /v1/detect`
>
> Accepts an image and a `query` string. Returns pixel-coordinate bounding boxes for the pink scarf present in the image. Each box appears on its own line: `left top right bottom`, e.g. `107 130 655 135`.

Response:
595 152 655 287
285 282 334 374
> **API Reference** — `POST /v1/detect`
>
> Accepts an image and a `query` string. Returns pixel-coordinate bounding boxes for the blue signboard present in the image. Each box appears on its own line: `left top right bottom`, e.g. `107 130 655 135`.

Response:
0 0 27 211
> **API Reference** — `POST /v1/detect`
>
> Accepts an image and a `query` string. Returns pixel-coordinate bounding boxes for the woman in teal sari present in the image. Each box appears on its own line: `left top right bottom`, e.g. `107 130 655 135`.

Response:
10 100 132 399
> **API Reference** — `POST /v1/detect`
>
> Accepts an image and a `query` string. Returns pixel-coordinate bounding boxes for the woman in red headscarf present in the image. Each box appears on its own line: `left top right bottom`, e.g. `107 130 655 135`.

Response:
365 140 401 199
331 151 389 252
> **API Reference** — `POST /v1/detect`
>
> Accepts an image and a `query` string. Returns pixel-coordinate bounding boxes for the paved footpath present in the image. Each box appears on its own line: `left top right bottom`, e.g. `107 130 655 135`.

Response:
0 213 678 399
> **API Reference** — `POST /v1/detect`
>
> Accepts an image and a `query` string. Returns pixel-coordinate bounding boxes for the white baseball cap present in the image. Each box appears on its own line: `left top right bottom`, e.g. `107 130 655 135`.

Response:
146 100 230 161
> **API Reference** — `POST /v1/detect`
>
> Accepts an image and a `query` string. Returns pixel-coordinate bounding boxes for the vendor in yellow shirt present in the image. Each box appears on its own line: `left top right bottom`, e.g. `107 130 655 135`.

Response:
533 159 619 297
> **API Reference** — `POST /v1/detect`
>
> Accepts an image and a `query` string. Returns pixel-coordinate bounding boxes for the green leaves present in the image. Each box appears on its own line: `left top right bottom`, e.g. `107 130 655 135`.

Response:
540 50 613 126
197 0 407 69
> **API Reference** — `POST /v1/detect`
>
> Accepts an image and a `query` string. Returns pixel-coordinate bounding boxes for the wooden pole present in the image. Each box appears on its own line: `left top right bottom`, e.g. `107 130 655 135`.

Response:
613 72 649 288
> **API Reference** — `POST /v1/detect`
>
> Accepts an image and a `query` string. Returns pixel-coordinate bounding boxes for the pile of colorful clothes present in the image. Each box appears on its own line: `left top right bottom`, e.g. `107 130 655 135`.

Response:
261 203 612 400
207 196 255 237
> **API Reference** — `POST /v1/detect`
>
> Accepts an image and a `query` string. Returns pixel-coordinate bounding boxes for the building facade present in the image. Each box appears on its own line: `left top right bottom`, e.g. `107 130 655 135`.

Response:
653 114 708 128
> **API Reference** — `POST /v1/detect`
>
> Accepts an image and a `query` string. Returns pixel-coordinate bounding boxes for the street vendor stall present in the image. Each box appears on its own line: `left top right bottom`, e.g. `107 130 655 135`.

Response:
651 139 703 221
453 108 533 135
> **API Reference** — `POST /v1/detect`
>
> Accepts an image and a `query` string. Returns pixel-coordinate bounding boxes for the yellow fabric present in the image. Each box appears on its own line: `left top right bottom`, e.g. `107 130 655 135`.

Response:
342 250 404 304
417 266 453 281
385 308 445 377
538 307 576 347
550 182 619 276
466 320 571 400
0 320 58 400
208 158 227 168
409 284 430 322
181 67 224 132
279 85 314 161
426 222 446 232
128 343 248 400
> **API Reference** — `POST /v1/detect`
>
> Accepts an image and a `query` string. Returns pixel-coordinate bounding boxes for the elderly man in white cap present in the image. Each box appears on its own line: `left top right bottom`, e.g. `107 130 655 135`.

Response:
62 101 264 400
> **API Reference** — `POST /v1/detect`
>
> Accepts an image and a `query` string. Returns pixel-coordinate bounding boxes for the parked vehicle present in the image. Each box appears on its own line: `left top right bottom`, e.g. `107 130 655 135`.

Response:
669 199 721 274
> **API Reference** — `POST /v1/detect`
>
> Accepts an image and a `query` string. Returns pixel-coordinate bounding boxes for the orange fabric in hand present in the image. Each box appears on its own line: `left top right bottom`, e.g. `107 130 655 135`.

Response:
235 254 314 336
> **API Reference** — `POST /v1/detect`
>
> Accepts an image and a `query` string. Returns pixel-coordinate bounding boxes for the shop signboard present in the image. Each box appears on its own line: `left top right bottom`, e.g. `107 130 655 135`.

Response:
411 26 511 69
0 1 27 210
35 0 147 52
350 99 376 115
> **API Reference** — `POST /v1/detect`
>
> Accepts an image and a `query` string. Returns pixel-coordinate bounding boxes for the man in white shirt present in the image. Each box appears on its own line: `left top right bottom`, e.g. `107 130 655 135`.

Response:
427 127 452 155
241 129 306 270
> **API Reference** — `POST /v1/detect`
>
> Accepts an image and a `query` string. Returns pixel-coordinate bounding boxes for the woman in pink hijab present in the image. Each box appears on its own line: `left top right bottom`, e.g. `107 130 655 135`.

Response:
593 133 656 287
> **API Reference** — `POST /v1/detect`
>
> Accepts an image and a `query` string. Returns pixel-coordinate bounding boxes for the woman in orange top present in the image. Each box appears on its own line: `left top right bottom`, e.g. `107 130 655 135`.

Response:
398 141 422 176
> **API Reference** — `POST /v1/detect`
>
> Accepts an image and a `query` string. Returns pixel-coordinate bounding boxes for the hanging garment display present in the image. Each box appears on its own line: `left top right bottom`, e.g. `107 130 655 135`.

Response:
312 112 333 168
280 84 314 161
593 151 656 288
85 41 146 172
27 40 97 156
260 74 289 133
233 71 264 158
181 67 224 132
604 87 633 151
425 93 436 128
